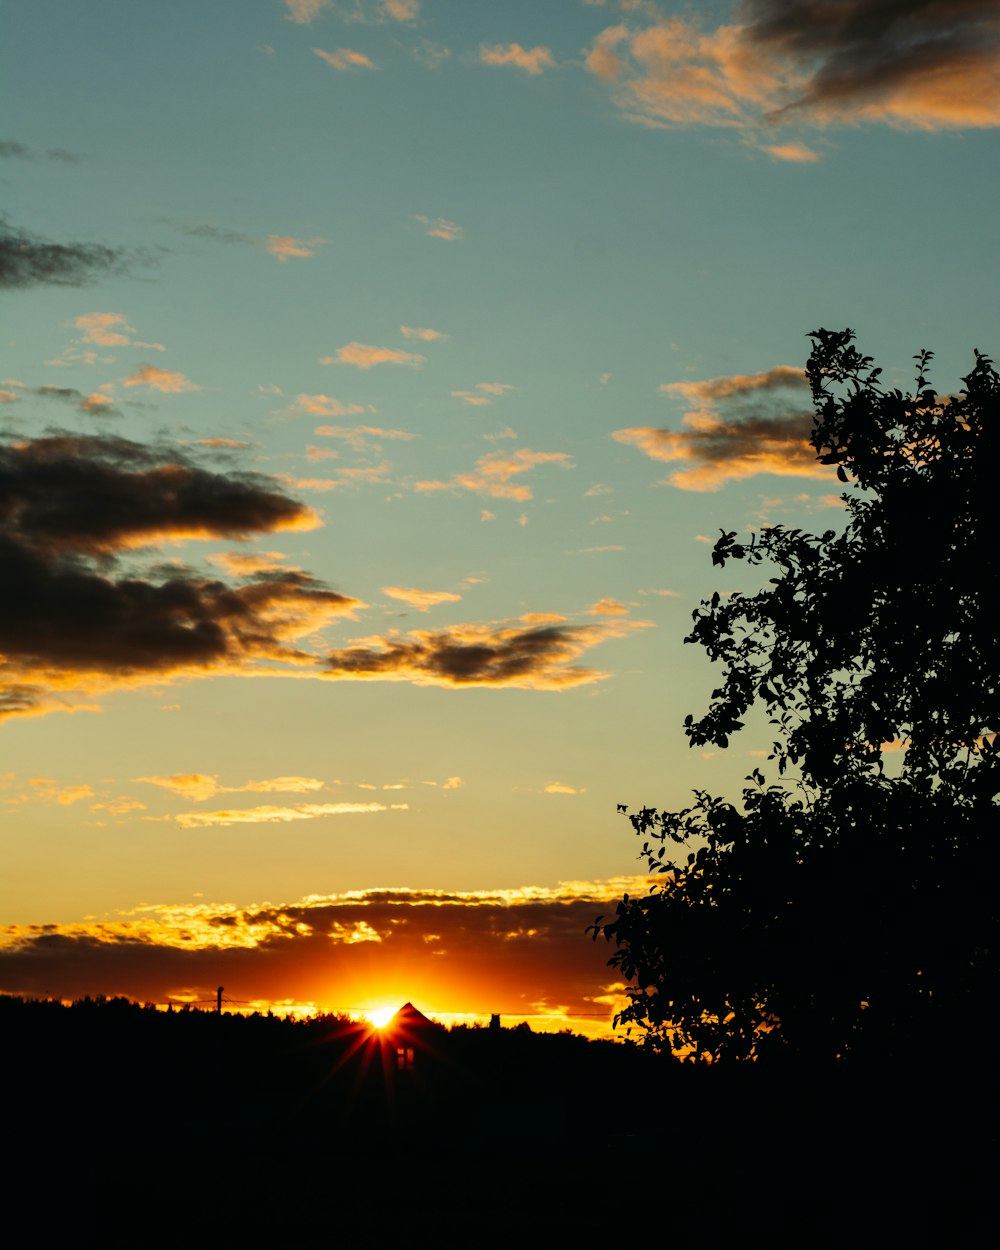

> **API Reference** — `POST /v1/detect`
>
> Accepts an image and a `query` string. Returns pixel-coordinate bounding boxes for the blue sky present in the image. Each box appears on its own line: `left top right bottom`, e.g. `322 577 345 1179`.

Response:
2 0 997 1029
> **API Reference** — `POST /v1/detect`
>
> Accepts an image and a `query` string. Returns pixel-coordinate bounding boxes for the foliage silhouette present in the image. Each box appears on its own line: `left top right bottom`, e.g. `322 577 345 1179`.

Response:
593 329 997 1064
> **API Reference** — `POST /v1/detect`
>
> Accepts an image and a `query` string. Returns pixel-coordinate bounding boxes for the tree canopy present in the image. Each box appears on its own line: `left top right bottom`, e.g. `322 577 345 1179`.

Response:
594 329 997 1065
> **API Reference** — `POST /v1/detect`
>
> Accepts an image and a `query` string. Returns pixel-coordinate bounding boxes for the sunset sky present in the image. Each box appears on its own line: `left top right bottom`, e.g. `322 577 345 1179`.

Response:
2 0 997 1034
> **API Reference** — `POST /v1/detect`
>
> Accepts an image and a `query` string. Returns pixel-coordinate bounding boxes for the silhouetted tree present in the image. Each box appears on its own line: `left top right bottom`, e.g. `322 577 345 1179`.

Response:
594 329 997 1065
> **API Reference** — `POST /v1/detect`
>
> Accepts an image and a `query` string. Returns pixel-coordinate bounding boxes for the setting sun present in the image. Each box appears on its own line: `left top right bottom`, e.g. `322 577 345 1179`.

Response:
368 1005 396 1029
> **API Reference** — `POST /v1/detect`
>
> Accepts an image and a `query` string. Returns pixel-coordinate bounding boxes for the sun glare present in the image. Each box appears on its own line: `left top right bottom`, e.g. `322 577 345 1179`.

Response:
368 1005 396 1029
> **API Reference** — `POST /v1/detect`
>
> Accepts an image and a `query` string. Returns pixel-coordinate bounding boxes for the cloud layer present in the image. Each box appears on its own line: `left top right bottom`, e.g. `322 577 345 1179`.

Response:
614 366 824 490
0 879 647 1033
0 435 355 718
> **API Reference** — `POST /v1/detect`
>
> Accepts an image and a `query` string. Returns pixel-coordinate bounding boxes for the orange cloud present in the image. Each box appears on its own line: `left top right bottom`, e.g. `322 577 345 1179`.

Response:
263 235 322 262
75 312 165 350
208 551 295 576
585 598 629 617
383 586 463 612
480 43 555 75
312 424 415 449
453 382 515 406
659 366 806 403
293 394 367 417
760 140 820 162
586 4 1000 137
135 773 222 802
615 365 821 490
326 342 426 369
122 364 200 393
416 448 573 502
544 781 586 795
80 392 115 413
400 325 446 341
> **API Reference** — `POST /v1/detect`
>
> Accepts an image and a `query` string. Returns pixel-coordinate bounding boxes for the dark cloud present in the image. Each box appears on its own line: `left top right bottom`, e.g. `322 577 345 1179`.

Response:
1 382 120 417
586 0 1000 135
324 622 624 689
746 0 1000 121
614 366 822 490
0 216 149 289
0 139 87 162
1 435 316 556
0 435 358 717
0 885 640 1028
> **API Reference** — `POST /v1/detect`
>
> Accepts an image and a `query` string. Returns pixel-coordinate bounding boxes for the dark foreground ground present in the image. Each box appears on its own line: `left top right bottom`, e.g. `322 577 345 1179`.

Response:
5 996 993 1246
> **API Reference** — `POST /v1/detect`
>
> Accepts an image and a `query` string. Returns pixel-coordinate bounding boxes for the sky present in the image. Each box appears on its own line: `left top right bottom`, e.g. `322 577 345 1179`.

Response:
2 0 998 1035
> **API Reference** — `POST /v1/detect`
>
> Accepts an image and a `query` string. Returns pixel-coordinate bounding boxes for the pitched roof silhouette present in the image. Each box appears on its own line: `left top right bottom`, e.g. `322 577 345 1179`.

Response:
387 1002 439 1032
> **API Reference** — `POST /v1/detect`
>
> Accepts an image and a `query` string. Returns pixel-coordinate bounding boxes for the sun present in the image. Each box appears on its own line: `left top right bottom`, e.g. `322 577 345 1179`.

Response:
368 1005 396 1029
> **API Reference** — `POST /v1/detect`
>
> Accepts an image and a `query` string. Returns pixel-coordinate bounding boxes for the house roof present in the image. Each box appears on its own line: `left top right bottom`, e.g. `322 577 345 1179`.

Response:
387 1002 440 1033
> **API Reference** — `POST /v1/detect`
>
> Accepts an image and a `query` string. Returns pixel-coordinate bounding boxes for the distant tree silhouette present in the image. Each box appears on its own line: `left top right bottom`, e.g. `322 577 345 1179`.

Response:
594 329 997 1065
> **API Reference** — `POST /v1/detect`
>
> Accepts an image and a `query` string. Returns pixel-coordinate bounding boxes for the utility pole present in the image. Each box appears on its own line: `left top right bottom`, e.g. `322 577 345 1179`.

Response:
216 986 223 1014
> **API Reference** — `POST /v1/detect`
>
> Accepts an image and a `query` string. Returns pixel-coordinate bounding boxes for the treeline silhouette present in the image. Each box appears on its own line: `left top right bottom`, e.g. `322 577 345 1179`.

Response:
5 992 991 1245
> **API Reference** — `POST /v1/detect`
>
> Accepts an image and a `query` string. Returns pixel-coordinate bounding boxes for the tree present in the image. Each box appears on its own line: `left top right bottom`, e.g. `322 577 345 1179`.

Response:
593 329 997 1065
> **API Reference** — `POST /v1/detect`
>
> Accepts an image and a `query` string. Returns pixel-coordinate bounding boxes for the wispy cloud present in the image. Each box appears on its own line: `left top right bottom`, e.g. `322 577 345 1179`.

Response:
142 773 329 801
26 777 96 805
760 140 820 162
75 312 165 351
324 342 426 369
416 448 573 502
176 801 400 828
413 215 463 241
263 235 323 262
176 222 324 262
383 586 462 612
614 365 821 490
291 393 367 417
452 382 514 406
0 380 121 417
122 364 200 394
544 781 586 795
312 423 415 450
412 40 451 70
480 43 555 75
0 139 87 162
313 47 378 71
